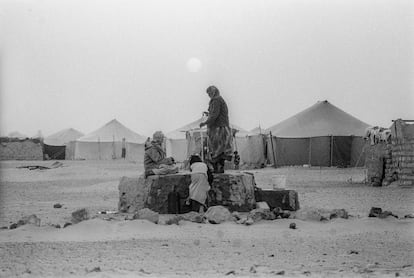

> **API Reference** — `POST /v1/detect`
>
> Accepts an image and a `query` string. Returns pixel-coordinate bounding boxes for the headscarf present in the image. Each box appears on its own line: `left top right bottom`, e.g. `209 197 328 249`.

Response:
206 85 220 98
152 131 164 144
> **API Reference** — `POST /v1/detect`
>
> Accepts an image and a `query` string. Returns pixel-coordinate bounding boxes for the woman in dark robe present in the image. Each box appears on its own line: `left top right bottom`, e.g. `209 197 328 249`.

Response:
199 86 233 173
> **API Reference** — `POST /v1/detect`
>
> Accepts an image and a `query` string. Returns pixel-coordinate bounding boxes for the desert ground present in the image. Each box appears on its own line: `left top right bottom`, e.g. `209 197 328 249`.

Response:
0 160 413 278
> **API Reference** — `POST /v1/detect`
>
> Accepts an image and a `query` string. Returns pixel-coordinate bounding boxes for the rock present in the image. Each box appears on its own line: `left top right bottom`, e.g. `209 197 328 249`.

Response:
54 224 61 228
180 211 204 223
379 211 398 219
248 208 276 221
165 216 183 225
276 270 285 275
289 222 296 229
9 223 18 229
254 189 300 211
231 211 241 221
72 208 89 223
133 208 159 224
0 226 8 230
330 209 349 219
225 270 236 275
256 201 270 210
245 217 254 225
404 213 414 219
53 203 62 208
369 207 382 217
204 206 233 224
281 211 291 219
63 222 72 228
17 214 41 227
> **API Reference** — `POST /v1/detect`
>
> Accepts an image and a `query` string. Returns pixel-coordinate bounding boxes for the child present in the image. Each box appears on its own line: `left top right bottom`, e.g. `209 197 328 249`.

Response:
186 155 212 213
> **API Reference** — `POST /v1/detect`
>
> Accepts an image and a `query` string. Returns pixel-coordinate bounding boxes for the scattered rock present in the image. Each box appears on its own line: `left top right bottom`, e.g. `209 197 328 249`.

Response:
379 211 398 219
404 214 414 219
63 222 72 228
165 216 182 225
349 250 359 254
231 211 241 221
0 226 8 230
330 209 349 219
225 270 236 275
276 270 285 275
139 268 151 274
273 207 283 218
289 222 296 229
72 208 89 223
9 223 18 229
245 217 254 225
133 208 159 224
256 201 270 210
248 208 276 221
281 211 291 219
369 207 382 217
249 266 257 273
53 203 62 208
204 206 233 224
180 211 204 223
87 267 101 273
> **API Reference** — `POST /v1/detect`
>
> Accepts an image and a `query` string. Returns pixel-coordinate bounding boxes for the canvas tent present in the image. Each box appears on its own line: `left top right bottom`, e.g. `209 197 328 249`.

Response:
43 128 83 159
166 117 248 162
265 100 370 167
74 119 146 161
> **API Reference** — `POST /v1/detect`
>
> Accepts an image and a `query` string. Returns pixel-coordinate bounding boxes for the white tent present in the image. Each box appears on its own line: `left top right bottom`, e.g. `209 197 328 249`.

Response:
8 131 28 139
44 128 84 160
74 119 146 161
166 117 247 162
44 128 84 146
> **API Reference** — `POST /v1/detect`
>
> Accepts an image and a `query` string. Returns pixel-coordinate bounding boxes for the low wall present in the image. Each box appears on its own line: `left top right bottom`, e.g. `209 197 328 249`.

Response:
0 140 43 160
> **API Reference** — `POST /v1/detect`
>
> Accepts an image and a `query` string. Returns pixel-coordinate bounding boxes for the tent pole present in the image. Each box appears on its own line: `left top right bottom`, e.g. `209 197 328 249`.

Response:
269 131 277 168
330 135 333 167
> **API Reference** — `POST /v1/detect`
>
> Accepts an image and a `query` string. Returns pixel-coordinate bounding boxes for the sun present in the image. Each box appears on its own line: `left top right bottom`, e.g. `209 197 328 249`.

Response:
186 57 202 73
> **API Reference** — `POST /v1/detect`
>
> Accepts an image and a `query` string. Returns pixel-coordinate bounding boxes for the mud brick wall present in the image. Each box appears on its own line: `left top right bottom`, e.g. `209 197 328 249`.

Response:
385 120 414 187
390 120 414 186
0 141 43 160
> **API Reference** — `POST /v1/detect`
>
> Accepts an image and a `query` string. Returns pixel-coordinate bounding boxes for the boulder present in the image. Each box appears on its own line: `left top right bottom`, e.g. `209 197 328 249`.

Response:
254 189 300 211
204 206 233 224
72 208 89 223
133 208 159 224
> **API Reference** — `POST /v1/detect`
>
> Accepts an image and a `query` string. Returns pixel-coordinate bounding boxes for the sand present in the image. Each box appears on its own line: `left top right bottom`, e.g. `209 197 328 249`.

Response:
0 160 413 277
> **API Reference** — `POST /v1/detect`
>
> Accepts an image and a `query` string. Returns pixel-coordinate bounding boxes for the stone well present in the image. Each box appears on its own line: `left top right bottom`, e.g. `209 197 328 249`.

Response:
118 172 257 214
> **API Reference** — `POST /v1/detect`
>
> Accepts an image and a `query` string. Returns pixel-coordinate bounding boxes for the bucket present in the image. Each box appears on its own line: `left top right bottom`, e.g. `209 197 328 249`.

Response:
272 175 286 189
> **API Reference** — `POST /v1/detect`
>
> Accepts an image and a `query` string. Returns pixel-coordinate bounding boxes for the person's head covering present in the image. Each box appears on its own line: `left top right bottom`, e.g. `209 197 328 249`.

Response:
152 131 165 143
206 85 220 98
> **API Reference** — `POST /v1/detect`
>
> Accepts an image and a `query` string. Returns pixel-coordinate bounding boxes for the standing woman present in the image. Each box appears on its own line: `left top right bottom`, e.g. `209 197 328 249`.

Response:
199 86 233 173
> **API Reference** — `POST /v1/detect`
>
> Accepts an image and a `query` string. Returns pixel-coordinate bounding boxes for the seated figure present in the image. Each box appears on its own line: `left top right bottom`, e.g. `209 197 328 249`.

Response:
144 131 178 177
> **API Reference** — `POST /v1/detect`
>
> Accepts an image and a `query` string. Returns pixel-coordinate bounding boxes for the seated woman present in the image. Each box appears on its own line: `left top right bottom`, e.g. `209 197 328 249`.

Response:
144 131 178 177
186 155 213 213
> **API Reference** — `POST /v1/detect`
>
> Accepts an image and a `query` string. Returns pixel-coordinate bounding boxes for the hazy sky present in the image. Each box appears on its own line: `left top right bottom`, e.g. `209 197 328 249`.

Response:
1 0 413 138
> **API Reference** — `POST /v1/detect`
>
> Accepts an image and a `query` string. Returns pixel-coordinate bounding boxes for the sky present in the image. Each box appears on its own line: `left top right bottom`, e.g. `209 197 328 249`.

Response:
1 0 413 138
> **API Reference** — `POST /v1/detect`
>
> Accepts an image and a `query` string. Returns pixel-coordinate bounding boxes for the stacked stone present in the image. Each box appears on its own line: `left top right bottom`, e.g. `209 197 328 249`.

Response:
381 144 395 186
390 138 414 186
0 141 43 160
